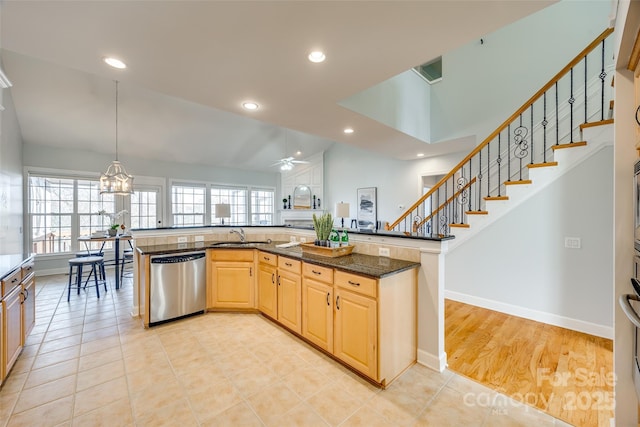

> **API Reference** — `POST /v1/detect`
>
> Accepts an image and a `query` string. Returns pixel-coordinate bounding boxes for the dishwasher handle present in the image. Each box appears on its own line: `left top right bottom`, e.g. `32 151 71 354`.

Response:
151 252 205 264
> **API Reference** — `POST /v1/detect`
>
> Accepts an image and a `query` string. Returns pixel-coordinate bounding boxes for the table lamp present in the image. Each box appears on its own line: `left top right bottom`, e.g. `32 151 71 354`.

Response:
335 202 350 228
214 203 231 225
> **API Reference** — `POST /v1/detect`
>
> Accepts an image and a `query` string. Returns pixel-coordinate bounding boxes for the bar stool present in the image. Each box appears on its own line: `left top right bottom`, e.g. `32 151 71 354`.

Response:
67 256 107 302
120 250 134 283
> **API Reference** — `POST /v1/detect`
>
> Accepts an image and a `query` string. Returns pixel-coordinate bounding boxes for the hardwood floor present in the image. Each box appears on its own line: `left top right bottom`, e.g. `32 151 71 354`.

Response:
445 299 613 427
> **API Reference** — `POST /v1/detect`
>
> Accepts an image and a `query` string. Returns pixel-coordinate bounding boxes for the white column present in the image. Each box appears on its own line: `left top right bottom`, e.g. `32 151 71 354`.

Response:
417 241 448 372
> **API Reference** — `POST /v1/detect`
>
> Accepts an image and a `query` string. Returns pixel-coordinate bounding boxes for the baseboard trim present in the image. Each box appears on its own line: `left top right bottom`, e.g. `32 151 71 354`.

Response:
445 290 613 340
417 349 447 372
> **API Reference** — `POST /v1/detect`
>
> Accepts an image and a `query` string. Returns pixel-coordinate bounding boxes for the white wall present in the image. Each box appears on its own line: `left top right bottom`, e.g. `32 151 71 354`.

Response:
339 69 431 143
0 82 24 256
323 142 463 227
446 146 613 332
430 0 612 144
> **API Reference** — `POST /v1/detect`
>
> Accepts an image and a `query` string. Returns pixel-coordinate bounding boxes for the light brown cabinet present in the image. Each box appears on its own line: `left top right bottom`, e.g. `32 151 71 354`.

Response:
302 263 334 352
277 266 301 334
3 284 22 377
21 273 35 340
207 250 255 309
257 252 277 318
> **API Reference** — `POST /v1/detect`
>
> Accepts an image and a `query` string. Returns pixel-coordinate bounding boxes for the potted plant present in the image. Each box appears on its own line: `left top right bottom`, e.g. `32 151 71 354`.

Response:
108 223 119 237
98 209 128 237
312 212 333 246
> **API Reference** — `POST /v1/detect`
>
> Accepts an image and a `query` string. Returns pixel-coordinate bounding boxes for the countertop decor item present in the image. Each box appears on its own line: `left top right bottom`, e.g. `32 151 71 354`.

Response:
214 203 231 224
300 242 354 258
312 212 333 245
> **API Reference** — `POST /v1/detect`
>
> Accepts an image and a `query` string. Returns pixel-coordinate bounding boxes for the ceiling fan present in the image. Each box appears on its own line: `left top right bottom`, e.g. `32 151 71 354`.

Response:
271 156 309 171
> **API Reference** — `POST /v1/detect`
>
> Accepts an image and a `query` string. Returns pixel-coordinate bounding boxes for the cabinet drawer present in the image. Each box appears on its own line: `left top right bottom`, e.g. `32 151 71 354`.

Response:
209 249 254 262
257 251 277 266
278 257 301 274
334 271 377 298
1 268 21 298
21 261 35 279
302 262 333 284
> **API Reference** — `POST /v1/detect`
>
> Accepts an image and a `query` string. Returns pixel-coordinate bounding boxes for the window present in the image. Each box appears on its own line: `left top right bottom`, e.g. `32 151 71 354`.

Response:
131 188 159 229
251 189 274 225
413 57 442 84
210 187 247 225
172 184 205 226
28 174 120 255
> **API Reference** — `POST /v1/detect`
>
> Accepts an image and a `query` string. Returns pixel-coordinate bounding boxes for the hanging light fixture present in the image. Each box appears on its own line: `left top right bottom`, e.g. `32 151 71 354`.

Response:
100 80 134 195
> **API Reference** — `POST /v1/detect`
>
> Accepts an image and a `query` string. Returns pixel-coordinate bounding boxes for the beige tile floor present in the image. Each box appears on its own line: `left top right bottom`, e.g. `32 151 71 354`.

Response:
0 273 572 427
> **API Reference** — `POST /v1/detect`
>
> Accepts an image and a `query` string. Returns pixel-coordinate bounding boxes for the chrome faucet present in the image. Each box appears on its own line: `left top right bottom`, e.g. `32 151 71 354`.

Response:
230 228 246 242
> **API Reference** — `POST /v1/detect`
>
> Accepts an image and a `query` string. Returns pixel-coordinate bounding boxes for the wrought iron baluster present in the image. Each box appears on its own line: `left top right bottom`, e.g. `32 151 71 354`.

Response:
584 55 588 124
569 67 575 143
507 124 511 181
487 142 491 197
530 105 534 164
468 159 473 212
542 92 548 162
600 39 606 121
478 146 483 206
555 82 559 146
497 134 502 196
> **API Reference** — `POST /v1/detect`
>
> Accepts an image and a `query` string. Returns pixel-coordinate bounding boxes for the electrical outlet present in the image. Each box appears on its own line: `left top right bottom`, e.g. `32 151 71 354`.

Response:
194 235 204 242
564 237 581 249
300 237 306 243
177 236 187 243
290 236 297 242
379 247 390 257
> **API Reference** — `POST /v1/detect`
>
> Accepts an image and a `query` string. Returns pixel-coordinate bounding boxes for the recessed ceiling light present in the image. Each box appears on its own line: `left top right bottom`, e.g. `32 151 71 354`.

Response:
308 51 326 63
103 57 127 69
417 153 425 157
295 151 302 156
343 128 354 134
242 102 259 111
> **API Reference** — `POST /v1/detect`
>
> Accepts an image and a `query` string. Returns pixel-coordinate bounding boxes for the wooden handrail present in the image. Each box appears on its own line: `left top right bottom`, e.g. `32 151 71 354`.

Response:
387 27 613 231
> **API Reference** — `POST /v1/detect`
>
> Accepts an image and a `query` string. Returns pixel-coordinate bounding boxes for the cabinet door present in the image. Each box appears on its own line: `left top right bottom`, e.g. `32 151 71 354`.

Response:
334 289 377 380
22 274 36 340
302 278 333 352
257 263 277 318
3 285 23 375
277 270 301 334
209 262 254 309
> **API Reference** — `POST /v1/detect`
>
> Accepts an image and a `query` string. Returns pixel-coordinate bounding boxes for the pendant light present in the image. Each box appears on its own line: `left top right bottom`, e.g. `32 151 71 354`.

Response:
100 80 134 195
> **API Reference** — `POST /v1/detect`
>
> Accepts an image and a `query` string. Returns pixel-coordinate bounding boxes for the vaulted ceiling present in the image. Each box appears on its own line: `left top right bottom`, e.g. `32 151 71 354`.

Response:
0 1 553 172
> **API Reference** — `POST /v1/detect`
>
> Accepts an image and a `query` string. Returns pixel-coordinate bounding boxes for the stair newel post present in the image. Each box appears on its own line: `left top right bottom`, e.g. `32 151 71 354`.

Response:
599 38 606 121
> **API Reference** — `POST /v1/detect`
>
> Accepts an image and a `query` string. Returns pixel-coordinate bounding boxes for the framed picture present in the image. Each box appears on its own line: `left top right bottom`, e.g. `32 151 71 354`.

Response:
357 187 377 230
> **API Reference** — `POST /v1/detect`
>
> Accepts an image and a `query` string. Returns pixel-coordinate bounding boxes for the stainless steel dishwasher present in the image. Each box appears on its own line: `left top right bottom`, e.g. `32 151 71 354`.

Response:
149 251 206 325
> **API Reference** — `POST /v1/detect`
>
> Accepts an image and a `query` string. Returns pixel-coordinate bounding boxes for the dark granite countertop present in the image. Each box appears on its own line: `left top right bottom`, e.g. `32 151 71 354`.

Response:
136 241 420 279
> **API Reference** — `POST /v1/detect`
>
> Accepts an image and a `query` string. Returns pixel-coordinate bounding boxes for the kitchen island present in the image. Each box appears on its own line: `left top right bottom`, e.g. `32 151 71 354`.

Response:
136 240 419 387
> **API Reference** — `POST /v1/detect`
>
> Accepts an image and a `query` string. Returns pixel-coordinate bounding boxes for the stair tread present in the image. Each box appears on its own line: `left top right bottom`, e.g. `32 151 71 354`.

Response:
504 180 532 185
450 223 470 228
527 162 558 169
551 141 587 151
580 119 614 130
484 196 509 201
466 210 489 215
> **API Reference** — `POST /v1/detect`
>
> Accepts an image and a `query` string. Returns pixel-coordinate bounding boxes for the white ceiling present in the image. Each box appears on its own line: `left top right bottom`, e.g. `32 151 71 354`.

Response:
0 1 553 173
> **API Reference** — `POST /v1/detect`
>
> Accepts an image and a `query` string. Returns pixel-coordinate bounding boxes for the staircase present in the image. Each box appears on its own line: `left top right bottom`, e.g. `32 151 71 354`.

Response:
386 28 615 245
